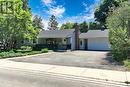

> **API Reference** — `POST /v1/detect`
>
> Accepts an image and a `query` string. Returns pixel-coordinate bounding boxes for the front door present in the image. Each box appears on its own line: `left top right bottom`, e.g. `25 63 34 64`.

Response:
84 39 88 50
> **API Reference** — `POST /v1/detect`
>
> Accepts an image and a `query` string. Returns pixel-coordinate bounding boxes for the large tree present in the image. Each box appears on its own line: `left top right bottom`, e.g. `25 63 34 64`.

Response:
60 22 74 30
33 15 44 31
106 3 130 61
80 21 88 33
0 0 37 50
89 22 102 30
95 0 128 26
48 15 58 30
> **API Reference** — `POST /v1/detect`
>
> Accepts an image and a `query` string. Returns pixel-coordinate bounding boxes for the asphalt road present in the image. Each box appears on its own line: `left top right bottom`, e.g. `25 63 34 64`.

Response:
0 67 127 87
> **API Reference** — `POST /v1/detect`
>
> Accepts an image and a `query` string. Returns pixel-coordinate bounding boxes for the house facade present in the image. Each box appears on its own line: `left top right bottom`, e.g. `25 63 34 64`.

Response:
37 29 110 51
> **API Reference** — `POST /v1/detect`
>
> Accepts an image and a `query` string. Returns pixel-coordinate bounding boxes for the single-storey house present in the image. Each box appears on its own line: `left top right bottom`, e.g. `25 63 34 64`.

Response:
37 29 110 51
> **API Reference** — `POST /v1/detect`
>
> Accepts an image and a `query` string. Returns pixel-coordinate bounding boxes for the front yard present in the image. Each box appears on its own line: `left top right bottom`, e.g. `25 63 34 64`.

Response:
10 51 125 71
0 46 49 59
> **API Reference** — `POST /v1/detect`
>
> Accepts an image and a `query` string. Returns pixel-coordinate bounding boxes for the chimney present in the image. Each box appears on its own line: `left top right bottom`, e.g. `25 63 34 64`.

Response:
74 23 80 50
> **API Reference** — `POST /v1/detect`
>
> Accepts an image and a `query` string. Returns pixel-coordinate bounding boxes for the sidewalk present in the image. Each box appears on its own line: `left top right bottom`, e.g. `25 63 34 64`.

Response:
0 59 130 84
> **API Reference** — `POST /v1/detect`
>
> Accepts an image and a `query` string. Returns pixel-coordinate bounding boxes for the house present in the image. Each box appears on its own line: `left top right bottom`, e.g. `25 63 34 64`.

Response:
37 29 110 51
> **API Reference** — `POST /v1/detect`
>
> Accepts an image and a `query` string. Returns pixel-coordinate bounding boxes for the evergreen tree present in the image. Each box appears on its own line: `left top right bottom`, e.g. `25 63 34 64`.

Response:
48 15 58 30
33 15 44 31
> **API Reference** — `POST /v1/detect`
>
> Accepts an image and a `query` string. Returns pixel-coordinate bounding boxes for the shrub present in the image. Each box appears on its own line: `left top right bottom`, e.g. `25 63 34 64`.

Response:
0 51 25 58
21 46 32 51
41 48 48 53
106 5 130 62
124 60 130 70
16 46 32 53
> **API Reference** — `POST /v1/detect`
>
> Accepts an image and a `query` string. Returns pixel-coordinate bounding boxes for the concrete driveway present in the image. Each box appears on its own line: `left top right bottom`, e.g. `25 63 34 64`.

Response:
11 51 125 71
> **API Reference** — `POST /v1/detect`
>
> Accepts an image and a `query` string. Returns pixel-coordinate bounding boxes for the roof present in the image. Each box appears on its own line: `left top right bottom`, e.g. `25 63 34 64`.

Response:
38 29 75 38
79 29 109 38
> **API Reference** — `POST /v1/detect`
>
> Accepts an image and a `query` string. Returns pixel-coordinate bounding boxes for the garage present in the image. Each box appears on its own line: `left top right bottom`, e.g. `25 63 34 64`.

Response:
79 30 111 51
87 37 110 50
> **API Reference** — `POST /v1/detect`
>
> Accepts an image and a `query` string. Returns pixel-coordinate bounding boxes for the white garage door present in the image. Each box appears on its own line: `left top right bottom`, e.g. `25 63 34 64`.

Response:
88 37 110 50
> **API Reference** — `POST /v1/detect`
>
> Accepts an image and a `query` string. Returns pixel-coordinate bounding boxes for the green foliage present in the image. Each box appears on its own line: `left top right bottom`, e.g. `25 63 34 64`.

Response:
89 22 102 30
41 48 48 53
20 46 32 51
107 5 130 62
80 21 88 33
16 46 32 53
0 51 24 58
124 60 130 70
33 15 44 31
0 50 43 59
48 15 58 30
0 0 37 50
95 0 128 26
60 22 74 29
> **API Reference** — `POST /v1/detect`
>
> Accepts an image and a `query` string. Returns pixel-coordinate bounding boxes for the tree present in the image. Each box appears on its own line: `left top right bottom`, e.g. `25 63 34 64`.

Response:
22 0 28 10
79 21 88 33
60 22 74 29
48 15 58 30
106 4 130 62
95 0 128 26
89 22 102 30
33 15 44 31
0 0 37 50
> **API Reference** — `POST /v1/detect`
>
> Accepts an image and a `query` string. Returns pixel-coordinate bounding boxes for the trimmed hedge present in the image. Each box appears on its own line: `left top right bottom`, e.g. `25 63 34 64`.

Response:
0 51 41 59
0 51 25 58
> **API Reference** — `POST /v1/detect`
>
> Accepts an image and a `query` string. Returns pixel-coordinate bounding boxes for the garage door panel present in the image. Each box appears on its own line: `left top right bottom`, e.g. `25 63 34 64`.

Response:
88 37 110 50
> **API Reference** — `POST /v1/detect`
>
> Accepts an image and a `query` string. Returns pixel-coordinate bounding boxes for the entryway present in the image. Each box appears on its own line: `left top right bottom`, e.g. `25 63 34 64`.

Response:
84 39 88 50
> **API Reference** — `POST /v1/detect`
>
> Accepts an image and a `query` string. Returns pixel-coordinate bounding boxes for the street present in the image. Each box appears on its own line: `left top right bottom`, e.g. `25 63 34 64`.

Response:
0 66 127 87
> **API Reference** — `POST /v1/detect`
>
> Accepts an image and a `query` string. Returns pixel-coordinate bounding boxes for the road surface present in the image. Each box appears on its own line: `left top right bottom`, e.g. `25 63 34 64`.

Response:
0 67 128 87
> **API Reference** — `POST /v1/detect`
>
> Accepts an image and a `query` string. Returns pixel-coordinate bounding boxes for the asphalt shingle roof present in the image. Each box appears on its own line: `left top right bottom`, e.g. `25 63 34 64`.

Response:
79 29 109 38
38 29 75 38
38 29 109 39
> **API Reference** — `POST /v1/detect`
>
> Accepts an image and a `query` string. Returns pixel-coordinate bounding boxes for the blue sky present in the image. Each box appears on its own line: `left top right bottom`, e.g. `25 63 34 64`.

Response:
29 0 101 29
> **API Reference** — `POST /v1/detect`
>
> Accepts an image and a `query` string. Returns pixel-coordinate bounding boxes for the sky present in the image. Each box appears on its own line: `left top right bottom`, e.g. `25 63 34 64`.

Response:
29 0 101 29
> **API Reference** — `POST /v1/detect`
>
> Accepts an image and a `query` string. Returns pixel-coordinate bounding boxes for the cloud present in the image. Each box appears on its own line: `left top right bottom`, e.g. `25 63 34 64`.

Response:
42 0 53 6
41 0 65 17
79 0 100 22
47 6 65 17
60 15 94 24
59 0 100 25
42 19 48 30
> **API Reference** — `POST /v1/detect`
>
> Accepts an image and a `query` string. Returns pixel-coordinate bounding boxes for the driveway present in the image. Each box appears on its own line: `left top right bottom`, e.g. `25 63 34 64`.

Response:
10 51 125 71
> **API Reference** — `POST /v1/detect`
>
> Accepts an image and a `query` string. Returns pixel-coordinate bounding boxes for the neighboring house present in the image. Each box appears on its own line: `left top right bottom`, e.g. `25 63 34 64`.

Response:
38 29 110 51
